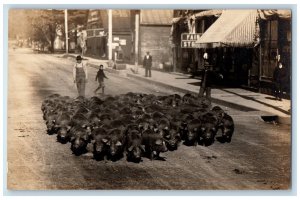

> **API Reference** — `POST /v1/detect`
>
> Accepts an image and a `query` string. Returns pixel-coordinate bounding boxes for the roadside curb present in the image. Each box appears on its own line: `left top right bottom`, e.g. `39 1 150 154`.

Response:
127 72 291 125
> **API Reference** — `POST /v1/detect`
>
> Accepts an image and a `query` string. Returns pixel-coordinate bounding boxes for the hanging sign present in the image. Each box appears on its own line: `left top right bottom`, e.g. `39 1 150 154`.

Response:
181 33 202 48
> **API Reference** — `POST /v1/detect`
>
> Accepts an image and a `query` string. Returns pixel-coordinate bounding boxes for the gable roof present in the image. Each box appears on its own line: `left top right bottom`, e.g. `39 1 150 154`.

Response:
140 10 173 25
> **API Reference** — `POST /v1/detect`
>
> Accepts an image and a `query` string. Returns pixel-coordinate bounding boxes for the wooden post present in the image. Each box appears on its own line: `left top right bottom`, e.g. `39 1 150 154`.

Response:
108 9 112 60
173 46 177 72
259 43 262 93
64 9 68 54
135 12 140 73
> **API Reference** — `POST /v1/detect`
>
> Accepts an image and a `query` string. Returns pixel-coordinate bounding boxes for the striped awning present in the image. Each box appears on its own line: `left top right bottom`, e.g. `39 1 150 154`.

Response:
194 9 223 18
258 9 291 20
195 10 259 48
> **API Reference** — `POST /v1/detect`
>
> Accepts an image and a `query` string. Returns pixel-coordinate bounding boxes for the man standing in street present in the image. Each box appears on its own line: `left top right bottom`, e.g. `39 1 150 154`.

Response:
143 51 152 77
73 55 88 97
273 61 286 101
198 53 223 100
79 32 86 56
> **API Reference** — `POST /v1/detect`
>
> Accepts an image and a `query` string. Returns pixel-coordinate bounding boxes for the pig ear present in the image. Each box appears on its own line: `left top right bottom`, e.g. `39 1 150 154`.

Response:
91 139 96 144
155 139 163 145
67 125 71 131
201 127 205 131
140 145 145 152
128 145 134 152
116 141 122 146
176 134 181 140
102 138 108 143
70 136 75 141
194 127 198 132
82 134 88 141
52 119 56 123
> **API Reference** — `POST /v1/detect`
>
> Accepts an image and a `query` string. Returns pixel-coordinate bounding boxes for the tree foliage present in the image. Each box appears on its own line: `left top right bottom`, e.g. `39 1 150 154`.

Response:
10 9 88 52
27 9 64 52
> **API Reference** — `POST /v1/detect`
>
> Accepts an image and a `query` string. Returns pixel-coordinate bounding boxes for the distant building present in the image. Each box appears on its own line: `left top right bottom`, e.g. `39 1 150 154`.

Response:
86 10 134 62
139 10 173 69
85 9 174 68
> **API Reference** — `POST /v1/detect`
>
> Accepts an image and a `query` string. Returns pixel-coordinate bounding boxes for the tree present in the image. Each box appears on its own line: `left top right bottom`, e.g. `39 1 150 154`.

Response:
28 9 64 53
67 10 88 47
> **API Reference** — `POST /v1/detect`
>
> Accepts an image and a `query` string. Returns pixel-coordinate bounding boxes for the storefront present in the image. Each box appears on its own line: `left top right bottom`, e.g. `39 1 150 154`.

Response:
170 10 221 73
173 9 291 96
86 10 134 62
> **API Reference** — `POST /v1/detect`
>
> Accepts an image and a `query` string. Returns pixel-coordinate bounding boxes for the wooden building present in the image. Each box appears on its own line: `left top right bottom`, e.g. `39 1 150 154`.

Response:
171 9 291 97
139 10 173 70
86 10 135 63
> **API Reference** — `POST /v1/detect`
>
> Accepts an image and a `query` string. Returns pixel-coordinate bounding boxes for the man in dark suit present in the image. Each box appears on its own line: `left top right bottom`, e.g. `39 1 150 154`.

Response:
198 53 223 100
143 51 152 77
273 61 287 101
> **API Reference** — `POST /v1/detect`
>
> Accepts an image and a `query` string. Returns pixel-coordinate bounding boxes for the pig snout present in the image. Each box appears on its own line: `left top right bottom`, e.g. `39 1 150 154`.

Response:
132 147 142 159
187 132 196 141
95 143 104 153
204 132 213 140
110 145 118 156
73 138 81 149
160 141 168 152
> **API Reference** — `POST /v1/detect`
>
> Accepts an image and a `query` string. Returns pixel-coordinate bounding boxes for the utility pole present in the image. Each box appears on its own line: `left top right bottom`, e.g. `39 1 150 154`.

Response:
64 9 68 54
134 11 140 73
108 9 112 60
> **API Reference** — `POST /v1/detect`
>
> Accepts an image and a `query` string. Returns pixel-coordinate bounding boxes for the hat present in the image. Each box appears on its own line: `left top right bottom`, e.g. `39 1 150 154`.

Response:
76 55 83 60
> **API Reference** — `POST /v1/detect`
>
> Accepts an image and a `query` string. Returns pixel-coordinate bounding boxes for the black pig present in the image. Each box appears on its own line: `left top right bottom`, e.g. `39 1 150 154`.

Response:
126 129 144 163
142 129 168 160
219 113 234 143
103 129 125 161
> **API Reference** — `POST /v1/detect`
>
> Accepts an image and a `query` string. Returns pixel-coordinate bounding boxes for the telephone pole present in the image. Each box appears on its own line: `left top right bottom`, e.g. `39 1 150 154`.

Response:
135 11 139 73
108 9 112 60
64 9 68 54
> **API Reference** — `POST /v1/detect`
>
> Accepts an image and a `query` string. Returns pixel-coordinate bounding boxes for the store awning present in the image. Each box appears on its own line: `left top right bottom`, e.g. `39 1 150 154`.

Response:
194 9 223 19
195 10 259 48
258 9 291 20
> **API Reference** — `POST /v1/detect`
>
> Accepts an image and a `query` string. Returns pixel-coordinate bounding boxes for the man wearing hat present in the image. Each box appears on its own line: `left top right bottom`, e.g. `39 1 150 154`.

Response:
73 55 88 97
143 51 152 77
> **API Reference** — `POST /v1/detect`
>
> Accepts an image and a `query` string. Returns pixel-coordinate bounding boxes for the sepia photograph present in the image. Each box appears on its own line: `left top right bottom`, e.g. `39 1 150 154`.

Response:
6 6 292 191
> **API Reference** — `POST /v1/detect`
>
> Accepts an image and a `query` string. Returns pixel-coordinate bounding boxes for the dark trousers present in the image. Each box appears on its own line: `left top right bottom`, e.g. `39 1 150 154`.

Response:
94 81 105 94
274 82 283 100
145 67 151 77
198 86 211 100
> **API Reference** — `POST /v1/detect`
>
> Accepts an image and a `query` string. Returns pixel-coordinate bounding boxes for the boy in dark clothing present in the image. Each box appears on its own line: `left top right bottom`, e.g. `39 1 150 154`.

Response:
94 65 108 95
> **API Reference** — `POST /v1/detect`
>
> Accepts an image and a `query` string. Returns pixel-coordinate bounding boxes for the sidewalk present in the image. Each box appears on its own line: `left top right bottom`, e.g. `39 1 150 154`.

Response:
62 53 291 125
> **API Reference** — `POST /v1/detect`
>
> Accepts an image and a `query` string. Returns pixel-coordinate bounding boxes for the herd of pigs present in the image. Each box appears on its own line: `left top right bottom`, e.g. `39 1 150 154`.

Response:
42 92 234 163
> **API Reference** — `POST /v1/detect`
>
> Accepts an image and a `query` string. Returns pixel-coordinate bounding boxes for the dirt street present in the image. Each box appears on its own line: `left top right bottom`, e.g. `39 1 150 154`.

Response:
7 48 291 190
